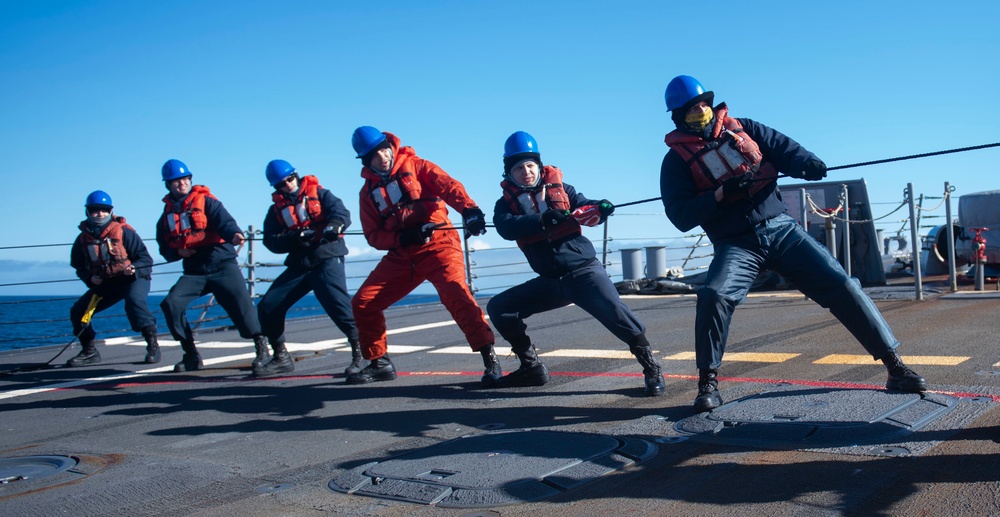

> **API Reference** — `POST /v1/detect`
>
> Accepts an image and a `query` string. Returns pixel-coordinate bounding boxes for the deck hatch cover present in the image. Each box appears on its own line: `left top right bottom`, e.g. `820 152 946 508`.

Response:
674 386 956 454
329 430 656 508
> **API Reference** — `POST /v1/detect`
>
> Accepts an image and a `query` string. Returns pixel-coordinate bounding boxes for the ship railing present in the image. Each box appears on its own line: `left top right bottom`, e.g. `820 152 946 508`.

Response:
0 186 950 346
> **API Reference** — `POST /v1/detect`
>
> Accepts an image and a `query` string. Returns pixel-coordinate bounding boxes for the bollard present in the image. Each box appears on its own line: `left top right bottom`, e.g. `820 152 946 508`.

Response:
621 249 643 281
645 246 667 279
971 227 989 291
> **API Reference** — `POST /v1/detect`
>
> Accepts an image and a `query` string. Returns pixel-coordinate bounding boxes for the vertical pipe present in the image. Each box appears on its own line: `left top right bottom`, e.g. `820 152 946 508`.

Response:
602 217 609 268
800 189 808 230
907 183 924 300
841 184 851 277
462 234 474 293
246 225 256 299
944 182 957 291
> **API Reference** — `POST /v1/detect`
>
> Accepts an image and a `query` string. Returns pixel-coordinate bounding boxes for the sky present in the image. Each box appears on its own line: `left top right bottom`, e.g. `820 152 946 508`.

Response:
2 0 999 296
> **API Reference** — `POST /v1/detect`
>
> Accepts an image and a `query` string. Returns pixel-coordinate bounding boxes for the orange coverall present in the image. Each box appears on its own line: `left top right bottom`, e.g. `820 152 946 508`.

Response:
352 132 494 359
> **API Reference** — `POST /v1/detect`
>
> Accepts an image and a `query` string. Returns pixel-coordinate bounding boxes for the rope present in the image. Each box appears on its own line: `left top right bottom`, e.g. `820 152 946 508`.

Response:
826 141 1000 171
617 140 1000 205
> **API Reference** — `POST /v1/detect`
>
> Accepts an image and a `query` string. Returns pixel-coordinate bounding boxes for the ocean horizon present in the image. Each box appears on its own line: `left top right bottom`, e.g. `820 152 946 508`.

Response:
0 293 448 352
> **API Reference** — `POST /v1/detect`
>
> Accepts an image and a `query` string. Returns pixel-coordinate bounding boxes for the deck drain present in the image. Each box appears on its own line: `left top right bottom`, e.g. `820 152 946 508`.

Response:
0 454 120 499
0 455 78 485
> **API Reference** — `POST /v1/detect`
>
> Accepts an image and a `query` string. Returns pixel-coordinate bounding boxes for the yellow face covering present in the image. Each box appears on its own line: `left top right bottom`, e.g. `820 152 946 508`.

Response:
684 105 713 130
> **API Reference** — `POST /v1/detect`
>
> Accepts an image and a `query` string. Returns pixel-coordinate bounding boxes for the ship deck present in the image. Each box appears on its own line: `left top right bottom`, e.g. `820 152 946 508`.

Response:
1 276 999 516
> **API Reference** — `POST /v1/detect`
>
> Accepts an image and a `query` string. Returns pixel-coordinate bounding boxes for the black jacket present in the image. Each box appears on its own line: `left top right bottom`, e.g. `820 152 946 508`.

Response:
660 117 821 242
493 182 600 279
156 194 243 275
262 187 351 270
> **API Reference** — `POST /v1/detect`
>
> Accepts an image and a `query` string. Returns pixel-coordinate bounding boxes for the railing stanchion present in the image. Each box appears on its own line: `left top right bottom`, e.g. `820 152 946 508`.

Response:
907 183 924 300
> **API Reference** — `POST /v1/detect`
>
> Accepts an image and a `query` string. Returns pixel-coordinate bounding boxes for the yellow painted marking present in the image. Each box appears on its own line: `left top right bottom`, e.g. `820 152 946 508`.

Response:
661 351 798 363
815 354 969 366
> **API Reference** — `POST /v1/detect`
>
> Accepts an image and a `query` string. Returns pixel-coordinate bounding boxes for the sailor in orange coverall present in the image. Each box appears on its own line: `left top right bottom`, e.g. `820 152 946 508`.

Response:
347 126 498 386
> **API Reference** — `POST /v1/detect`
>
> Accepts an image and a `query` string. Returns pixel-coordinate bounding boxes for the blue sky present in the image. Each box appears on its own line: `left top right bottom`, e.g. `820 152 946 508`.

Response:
3 1 999 295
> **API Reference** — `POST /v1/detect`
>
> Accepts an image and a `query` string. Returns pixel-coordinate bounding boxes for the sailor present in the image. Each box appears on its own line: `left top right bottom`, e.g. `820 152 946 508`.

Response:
659 75 927 412
487 131 666 395
156 159 270 372
348 126 497 385
67 190 160 366
254 159 363 378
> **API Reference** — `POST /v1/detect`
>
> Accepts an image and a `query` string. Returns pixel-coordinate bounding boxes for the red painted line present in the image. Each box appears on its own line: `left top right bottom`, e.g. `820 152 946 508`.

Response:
49 370 1000 402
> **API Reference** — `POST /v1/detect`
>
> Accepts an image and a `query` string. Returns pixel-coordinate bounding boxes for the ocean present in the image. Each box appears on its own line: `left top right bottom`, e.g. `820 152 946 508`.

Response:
0 293 443 352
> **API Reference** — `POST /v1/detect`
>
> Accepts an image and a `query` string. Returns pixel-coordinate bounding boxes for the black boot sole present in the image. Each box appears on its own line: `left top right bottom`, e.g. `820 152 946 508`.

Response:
345 371 397 384
693 390 722 412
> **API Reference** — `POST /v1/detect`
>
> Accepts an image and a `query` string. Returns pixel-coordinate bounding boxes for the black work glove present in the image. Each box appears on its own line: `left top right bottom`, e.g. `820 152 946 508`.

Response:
721 172 754 197
541 209 570 229
462 207 487 238
322 223 343 242
598 199 615 217
298 229 316 246
802 159 827 181
400 223 436 247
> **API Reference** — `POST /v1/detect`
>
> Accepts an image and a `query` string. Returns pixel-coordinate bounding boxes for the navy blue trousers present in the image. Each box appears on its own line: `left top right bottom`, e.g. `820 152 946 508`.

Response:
696 214 899 370
70 276 156 343
160 260 261 342
257 256 358 344
487 259 645 349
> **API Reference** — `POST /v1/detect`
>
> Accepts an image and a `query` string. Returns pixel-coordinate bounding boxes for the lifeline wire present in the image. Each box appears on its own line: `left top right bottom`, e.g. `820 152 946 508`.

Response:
615 141 1000 207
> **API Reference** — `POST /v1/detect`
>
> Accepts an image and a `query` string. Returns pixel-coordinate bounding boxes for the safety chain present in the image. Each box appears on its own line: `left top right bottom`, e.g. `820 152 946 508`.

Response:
914 187 952 213
805 192 910 224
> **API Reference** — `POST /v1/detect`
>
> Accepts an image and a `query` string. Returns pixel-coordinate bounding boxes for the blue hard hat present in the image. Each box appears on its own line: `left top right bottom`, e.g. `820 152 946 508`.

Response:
85 190 113 209
665 75 714 112
352 126 387 159
266 159 296 186
161 159 193 181
503 131 539 158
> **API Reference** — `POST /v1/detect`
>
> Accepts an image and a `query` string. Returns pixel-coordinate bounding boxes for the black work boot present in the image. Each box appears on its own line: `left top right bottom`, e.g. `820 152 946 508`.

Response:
882 350 927 392
254 339 294 378
173 339 203 372
141 327 161 364
501 340 550 387
345 339 365 376
67 340 101 367
480 344 502 388
346 355 397 384
693 369 722 412
629 336 666 396
251 334 271 371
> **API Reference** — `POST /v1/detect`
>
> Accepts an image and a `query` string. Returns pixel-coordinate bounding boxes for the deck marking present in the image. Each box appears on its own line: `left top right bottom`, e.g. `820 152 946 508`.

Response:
540 349 636 359
662 351 800 363
5 370 998 402
0 319 454 400
815 354 970 366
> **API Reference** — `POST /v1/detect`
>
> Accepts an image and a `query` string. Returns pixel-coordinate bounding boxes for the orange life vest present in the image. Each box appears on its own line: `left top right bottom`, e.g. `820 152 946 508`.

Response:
664 104 777 201
80 216 134 278
501 165 582 248
161 185 226 249
272 175 327 232
365 169 437 231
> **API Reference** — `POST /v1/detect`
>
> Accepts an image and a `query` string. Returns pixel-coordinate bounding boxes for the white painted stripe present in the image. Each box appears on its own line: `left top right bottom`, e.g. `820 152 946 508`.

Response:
540 349 635 359
429 346 478 354
3 320 455 401
662 351 800 362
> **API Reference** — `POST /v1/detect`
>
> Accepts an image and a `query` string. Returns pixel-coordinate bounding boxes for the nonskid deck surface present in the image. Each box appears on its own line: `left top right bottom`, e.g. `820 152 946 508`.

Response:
1 290 999 516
